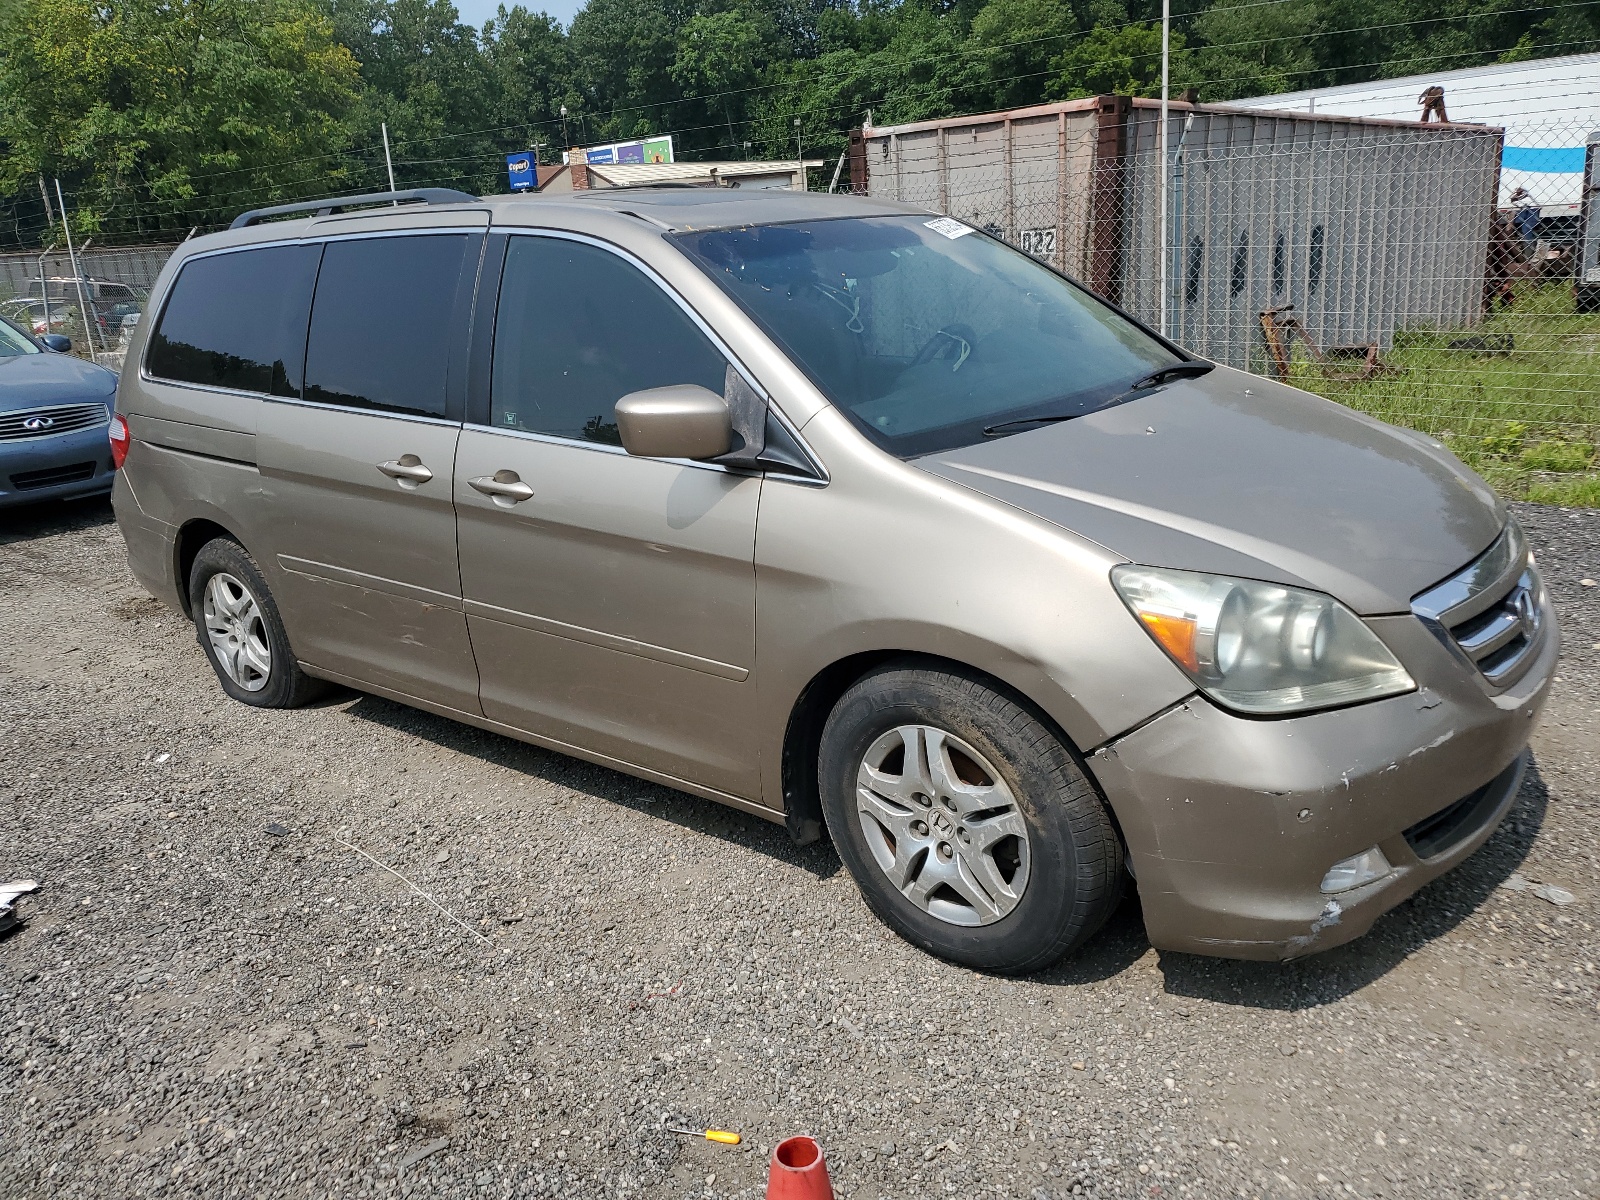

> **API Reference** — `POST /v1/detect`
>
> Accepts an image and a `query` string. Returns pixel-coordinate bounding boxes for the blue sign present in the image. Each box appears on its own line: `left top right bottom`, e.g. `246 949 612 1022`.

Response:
506 152 535 191
1501 145 1587 174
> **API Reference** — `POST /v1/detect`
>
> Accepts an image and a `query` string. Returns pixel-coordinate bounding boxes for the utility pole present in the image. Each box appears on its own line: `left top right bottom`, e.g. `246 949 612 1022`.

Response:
36 178 54 337
382 122 397 202
560 105 569 151
794 117 804 190
36 243 55 339
1158 0 1170 338
54 179 106 355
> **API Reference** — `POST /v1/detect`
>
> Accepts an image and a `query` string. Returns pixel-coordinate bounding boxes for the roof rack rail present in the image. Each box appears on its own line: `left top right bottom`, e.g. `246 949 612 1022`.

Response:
230 188 479 230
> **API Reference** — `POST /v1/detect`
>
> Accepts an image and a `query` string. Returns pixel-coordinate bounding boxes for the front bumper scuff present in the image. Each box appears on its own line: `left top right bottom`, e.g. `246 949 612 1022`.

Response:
1088 608 1555 961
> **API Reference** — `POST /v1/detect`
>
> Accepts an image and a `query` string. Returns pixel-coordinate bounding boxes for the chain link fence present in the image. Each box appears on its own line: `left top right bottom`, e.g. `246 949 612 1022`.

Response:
855 98 1600 503
8 107 1599 504
0 242 178 371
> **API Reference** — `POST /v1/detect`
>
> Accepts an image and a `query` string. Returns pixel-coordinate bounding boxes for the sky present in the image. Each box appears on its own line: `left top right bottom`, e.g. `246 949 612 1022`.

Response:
455 0 586 31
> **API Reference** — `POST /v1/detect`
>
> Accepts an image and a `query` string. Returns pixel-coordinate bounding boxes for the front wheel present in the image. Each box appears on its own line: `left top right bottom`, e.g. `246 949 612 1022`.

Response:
188 537 326 708
818 663 1124 974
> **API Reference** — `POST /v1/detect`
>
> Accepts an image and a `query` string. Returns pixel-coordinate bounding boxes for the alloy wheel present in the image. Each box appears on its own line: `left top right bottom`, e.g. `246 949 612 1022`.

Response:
202 572 272 692
855 724 1031 926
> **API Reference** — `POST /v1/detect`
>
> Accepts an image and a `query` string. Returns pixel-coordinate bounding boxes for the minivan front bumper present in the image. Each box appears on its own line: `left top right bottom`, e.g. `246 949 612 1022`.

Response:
1089 606 1557 960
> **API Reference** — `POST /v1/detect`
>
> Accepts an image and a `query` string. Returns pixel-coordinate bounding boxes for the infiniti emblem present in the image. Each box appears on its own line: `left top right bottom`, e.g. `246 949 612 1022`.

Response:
22 415 54 430
1511 586 1537 635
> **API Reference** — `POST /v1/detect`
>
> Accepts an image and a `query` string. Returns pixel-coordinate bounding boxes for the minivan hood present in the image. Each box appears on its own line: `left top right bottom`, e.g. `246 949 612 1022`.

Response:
918 367 1504 615
0 351 117 410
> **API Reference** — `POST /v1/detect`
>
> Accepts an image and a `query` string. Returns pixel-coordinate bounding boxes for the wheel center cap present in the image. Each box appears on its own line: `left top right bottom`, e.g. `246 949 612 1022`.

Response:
932 811 955 837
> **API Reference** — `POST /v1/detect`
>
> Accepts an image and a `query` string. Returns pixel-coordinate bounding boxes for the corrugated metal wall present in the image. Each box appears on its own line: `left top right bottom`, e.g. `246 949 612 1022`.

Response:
861 99 1504 370
862 102 1101 277
1122 102 1502 367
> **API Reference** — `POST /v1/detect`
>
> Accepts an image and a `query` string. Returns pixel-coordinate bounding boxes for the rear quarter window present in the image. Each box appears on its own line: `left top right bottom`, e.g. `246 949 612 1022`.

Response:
146 244 320 396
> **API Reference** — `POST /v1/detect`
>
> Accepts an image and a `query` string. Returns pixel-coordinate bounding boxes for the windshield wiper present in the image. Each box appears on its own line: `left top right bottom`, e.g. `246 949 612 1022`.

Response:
981 361 1214 436
1128 361 1215 389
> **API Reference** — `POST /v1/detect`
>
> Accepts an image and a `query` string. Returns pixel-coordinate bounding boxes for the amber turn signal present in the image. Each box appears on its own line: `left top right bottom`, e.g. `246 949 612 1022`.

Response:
1136 610 1199 672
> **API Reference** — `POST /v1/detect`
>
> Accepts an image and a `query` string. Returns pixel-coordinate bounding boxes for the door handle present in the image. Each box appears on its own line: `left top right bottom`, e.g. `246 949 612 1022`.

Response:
377 455 433 489
469 470 535 506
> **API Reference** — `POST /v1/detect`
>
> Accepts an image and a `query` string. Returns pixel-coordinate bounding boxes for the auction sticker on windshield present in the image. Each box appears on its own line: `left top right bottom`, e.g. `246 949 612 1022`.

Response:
924 217 974 239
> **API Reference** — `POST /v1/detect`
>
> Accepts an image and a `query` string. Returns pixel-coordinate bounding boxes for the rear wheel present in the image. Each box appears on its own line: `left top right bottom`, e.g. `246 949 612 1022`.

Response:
188 537 325 708
819 663 1123 973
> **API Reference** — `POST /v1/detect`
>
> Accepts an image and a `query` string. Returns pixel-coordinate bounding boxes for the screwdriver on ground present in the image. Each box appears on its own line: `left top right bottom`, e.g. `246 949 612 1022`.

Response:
666 1125 742 1145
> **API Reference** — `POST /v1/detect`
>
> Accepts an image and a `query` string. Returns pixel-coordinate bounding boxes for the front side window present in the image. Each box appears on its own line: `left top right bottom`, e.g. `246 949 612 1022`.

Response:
490 236 727 444
673 216 1179 456
303 234 467 418
146 245 319 395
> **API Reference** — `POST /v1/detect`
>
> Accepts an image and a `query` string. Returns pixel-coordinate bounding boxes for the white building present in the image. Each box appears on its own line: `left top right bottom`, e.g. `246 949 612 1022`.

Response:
533 159 823 193
1227 52 1600 215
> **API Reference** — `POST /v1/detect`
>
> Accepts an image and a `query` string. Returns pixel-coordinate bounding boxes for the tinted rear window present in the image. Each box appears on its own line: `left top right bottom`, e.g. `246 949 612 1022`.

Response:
146 245 319 395
303 235 467 418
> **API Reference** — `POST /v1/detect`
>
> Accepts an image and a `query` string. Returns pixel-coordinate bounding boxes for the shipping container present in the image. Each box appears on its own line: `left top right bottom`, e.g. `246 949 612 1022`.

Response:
856 97 1505 371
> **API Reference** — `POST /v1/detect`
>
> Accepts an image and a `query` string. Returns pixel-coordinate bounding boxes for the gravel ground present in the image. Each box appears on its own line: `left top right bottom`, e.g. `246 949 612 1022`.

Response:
1 497 1596 1200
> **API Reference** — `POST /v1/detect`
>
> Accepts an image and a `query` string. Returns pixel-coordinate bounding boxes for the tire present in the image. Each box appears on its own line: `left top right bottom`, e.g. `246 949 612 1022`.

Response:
187 537 326 709
819 663 1124 974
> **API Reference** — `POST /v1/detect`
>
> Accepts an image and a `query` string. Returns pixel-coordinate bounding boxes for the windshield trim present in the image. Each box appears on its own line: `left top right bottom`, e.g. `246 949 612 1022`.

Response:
669 215 1196 459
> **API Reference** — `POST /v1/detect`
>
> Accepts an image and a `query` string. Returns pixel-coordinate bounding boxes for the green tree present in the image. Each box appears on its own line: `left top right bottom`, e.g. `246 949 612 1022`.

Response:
672 7 773 153
1048 21 1191 99
1188 0 1317 100
968 0 1076 109
565 0 679 143
328 0 497 192
0 0 361 242
483 5 576 159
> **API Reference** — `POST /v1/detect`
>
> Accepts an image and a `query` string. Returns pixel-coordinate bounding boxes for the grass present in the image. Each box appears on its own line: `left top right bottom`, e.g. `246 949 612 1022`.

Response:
1281 284 1600 507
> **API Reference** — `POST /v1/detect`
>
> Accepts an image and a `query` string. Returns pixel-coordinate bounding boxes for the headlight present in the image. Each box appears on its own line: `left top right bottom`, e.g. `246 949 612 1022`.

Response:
1110 565 1415 715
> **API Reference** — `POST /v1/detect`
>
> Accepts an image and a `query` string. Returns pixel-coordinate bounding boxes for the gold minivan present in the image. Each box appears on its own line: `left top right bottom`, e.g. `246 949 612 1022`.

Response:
111 187 1556 972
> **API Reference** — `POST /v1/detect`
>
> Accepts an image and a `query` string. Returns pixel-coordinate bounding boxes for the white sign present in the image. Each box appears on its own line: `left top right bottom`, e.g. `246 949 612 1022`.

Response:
1020 227 1057 259
924 217 974 240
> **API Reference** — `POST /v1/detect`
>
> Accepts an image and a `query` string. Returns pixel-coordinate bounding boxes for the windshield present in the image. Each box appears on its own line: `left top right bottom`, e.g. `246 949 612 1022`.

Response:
673 215 1182 456
0 317 40 357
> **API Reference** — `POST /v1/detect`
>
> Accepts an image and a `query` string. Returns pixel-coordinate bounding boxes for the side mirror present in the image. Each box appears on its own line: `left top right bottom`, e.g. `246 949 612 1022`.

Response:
614 385 732 461
39 334 72 353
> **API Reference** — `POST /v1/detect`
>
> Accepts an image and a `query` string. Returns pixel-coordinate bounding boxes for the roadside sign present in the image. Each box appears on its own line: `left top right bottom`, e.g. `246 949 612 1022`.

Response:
506 153 535 191
566 136 675 167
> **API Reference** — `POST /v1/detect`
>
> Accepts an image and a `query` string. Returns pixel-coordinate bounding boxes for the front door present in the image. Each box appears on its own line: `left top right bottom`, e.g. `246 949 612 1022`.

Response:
454 233 762 798
257 229 483 712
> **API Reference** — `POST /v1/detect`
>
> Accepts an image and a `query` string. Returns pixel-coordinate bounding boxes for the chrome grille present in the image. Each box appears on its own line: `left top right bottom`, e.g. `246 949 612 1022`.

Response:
1412 520 1545 687
0 402 109 441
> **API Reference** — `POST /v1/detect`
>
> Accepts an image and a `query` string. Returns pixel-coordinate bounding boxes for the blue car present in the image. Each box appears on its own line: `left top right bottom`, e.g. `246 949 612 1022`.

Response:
0 315 118 508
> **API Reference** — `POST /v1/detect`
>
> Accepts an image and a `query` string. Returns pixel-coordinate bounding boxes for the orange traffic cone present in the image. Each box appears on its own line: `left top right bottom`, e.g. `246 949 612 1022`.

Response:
766 1136 833 1200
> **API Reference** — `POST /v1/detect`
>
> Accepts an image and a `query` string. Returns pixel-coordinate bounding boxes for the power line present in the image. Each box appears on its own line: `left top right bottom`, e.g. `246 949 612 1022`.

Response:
54 0 1598 196
5 20 1597 247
